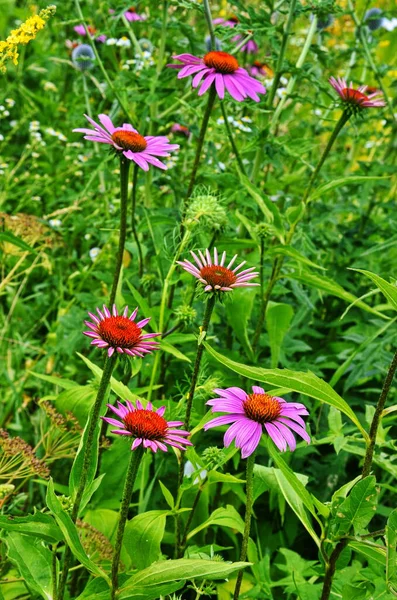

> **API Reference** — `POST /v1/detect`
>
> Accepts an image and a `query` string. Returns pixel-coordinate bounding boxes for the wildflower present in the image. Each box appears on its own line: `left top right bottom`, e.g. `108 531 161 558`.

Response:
204 386 310 458
364 8 384 31
177 248 259 293
106 38 118 46
89 247 101 261
213 16 239 28
74 24 106 43
0 5 56 73
102 400 192 452
382 18 397 31
184 460 207 484
170 123 191 138
73 114 179 171
48 218 61 228
168 52 266 102
116 37 131 48
213 16 257 54
43 81 58 92
83 304 160 358
5 98 15 108
313 13 334 30
329 76 385 111
72 44 95 71
124 7 146 22
0 429 50 480
250 61 274 78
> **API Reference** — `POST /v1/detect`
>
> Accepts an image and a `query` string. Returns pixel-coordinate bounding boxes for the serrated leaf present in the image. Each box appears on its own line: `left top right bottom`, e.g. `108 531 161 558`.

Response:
5 532 54 600
238 173 284 240
46 479 110 582
334 476 378 536
0 512 62 543
203 342 368 440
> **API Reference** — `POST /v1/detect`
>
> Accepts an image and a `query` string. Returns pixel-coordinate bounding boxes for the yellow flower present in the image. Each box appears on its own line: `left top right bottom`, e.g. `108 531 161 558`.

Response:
0 5 56 73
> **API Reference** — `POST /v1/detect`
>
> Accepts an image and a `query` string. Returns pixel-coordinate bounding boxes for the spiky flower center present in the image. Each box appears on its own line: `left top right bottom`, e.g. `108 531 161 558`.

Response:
203 51 239 74
341 88 368 106
200 265 237 288
243 393 281 423
123 410 168 440
111 131 147 152
98 316 142 348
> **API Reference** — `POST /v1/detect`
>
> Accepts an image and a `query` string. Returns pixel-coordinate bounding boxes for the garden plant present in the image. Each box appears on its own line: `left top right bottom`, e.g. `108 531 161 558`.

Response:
0 0 396 599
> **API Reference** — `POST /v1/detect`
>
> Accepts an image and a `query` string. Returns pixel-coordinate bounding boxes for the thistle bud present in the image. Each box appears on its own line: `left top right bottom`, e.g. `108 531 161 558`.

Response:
72 44 95 71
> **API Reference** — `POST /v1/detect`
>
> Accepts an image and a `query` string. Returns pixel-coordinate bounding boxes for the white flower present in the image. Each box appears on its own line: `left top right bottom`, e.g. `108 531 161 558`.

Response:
116 37 131 47
0 134 4 142
382 17 397 31
43 81 58 92
184 461 207 485
29 121 40 131
49 219 62 227
89 247 101 261
9 120 17 127
106 38 117 46
5 98 15 107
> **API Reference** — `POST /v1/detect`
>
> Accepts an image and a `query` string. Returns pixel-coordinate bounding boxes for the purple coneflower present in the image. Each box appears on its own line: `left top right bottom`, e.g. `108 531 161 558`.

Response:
102 400 192 452
125 6 146 21
232 36 258 54
73 114 179 170
168 51 266 102
83 304 160 358
329 76 385 110
171 123 191 138
74 24 106 43
177 248 259 293
204 386 310 458
250 61 274 79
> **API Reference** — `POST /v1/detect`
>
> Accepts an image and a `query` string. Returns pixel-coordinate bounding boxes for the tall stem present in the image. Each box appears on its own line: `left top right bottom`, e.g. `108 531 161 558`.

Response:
320 350 397 600
131 163 143 278
111 446 144 600
267 0 297 107
302 111 350 203
184 86 217 211
220 102 246 175
233 451 256 600
184 294 216 430
58 354 117 600
203 0 216 50
110 158 130 305
175 295 216 551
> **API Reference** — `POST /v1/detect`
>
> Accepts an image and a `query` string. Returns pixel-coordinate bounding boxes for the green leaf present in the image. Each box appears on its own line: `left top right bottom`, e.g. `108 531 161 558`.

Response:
69 406 101 510
0 512 62 543
159 481 175 509
29 371 79 390
204 342 368 440
159 340 191 363
266 302 294 368
124 510 169 570
125 280 158 330
287 269 389 320
225 288 257 356
308 175 389 203
55 384 97 425
46 479 110 583
386 508 397 594
238 173 284 240
267 245 326 270
119 558 251 599
334 476 378 536
187 505 245 540
350 269 397 312
349 541 386 567
266 440 322 545
0 231 36 253
5 532 54 600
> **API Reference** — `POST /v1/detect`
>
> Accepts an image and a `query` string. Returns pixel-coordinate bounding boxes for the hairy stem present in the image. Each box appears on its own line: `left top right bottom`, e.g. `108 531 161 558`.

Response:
131 163 143 278
111 447 144 600
110 158 130 305
233 451 256 600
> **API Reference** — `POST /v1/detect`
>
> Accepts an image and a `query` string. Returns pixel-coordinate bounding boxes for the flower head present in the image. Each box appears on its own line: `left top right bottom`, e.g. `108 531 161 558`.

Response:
364 8 383 31
177 248 259 293
204 386 310 458
213 16 239 28
125 7 146 21
72 44 95 71
102 400 192 453
232 36 258 54
329 77 385 112
83 304 160 358
170 123 191 138
168 52 266 102
73 24 106 43
250 61 274 79
73 114 179 170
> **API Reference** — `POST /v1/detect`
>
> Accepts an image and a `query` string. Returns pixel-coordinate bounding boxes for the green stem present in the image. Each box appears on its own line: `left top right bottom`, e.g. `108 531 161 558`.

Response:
178 484 205 557
302 110 350 203
184 85 217 211
110 158 130 305
233 451 256 600
175 295 216 552
270 14 318 134
267 0 297 107
131 163 143 279
220 102 246 175
320 350 397 600
111 446 144 600
203 0 216 50
147 229 192 400
362 350 397 478
74 0 134 121
184 294 216 430
122 14 144 58
58 353 117 600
